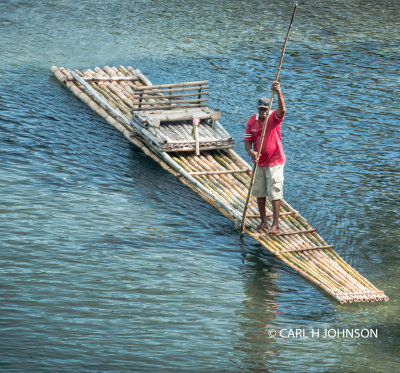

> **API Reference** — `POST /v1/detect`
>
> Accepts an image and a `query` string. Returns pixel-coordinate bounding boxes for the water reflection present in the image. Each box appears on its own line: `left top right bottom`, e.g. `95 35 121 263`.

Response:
236 245 280 371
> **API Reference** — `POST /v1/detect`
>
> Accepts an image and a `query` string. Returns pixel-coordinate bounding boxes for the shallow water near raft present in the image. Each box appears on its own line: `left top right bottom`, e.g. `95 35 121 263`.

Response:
1 0 399 372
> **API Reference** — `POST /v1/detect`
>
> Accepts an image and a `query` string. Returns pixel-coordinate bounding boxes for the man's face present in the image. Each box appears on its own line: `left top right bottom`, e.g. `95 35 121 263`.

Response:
258 107 268 120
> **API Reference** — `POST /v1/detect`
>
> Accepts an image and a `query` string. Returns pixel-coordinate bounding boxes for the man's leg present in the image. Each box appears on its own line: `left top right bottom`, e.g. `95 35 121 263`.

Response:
268 199 280 234
256 197 268 232
253 166 268 232
266 164 284 235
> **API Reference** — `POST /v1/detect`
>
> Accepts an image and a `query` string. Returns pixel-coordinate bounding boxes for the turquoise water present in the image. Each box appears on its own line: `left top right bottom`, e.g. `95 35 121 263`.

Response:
1 0 399 371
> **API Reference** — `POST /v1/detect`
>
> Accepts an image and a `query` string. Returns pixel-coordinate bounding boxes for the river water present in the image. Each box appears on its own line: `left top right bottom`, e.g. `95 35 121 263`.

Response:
1 0 399 372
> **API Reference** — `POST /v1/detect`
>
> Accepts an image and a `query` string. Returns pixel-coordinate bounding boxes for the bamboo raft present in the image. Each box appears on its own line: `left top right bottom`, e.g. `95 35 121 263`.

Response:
50 65 389 304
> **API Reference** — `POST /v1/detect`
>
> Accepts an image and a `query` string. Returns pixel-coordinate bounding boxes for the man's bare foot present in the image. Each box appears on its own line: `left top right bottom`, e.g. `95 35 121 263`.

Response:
268 224 279 235
256 219 268 232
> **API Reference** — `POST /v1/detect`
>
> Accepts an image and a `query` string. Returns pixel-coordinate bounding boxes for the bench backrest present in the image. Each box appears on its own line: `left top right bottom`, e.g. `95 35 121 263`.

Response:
132 81 209 111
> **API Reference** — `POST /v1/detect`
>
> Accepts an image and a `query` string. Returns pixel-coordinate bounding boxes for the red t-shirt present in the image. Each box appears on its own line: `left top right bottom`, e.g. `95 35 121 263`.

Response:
243 110 285 167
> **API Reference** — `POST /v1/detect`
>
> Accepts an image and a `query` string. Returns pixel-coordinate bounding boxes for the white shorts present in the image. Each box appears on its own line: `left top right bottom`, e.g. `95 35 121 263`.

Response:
252 163 284 200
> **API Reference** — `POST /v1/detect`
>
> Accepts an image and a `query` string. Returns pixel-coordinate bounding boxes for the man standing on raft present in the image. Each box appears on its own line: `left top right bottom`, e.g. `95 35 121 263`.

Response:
244 81 286 234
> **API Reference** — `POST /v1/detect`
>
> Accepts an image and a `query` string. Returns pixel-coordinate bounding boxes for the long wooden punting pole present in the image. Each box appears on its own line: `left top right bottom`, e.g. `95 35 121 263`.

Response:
240 3 298 233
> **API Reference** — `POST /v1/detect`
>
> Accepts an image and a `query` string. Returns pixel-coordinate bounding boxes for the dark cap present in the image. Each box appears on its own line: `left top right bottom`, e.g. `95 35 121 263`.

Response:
257 97 270 109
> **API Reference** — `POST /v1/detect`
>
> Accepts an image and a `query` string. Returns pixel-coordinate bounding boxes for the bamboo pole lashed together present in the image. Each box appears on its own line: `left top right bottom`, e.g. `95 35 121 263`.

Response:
49 64 389 304
240 3 298 233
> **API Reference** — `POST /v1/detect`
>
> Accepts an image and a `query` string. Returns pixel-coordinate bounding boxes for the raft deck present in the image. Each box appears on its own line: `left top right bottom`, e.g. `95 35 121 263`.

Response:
50 65 389 304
